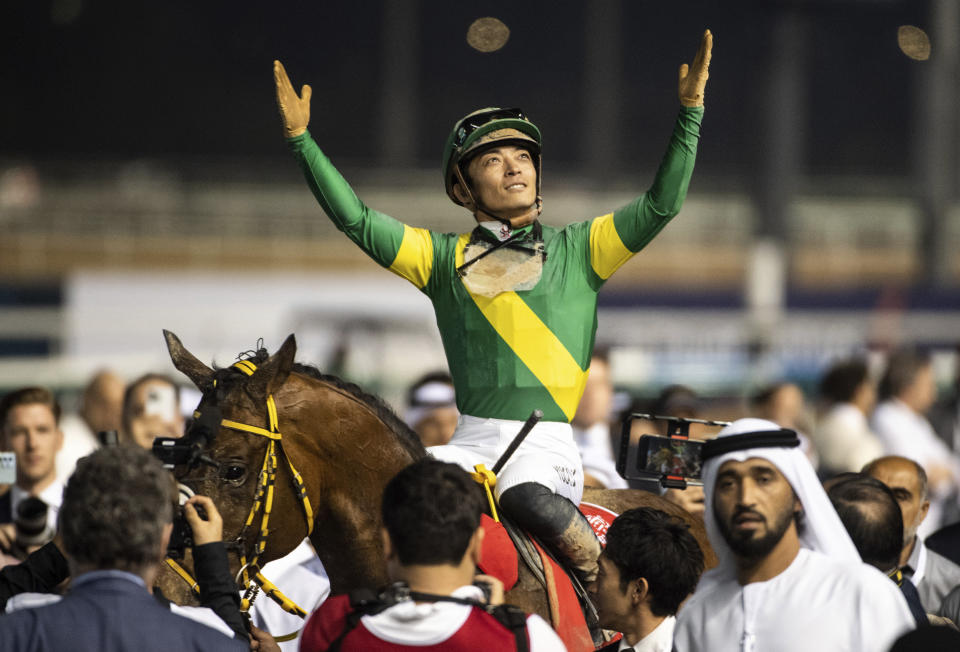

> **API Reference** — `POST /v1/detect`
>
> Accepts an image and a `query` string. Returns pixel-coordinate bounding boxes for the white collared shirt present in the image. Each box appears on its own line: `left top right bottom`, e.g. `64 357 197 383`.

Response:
618 615 674 652
904 535 928 588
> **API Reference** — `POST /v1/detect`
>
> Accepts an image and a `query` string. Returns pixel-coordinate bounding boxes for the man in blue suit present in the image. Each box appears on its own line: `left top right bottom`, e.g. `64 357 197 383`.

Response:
0 445 245 651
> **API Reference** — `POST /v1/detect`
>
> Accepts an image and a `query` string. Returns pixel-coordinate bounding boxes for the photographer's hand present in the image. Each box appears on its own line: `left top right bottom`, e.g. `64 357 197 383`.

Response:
184 495 223 546
474 574 505 606
0 523 14 553
678 29 712 107
248 624 282 652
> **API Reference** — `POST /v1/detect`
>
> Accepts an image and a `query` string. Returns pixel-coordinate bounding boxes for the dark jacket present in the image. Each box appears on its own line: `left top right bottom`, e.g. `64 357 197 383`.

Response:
0 571 245 652
0 541 69 611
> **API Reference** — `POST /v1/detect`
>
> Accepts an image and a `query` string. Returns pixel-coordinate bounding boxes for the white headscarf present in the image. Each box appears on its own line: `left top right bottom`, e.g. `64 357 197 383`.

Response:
699 418 860 592
404 380 458 429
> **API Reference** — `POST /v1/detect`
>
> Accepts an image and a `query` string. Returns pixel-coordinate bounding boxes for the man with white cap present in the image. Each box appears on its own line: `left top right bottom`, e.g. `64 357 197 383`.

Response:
404 372 459 448
673 418 915 652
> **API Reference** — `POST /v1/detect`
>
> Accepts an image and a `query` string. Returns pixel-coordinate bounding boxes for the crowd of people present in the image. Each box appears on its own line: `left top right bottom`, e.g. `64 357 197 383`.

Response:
1 22 959 651
0 342 959 650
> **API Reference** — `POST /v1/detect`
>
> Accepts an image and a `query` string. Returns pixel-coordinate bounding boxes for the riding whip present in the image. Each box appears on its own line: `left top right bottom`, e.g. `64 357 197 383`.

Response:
491 409 543 475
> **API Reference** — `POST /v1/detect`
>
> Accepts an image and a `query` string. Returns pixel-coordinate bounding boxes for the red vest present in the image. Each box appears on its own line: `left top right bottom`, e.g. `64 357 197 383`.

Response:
300 594 528 651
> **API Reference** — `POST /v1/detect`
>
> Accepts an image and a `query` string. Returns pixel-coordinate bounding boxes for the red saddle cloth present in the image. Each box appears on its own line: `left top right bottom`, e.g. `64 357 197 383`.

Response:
477 503 620 652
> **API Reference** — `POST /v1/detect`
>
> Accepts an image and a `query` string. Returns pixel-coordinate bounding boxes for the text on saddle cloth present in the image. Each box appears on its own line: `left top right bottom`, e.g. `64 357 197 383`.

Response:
476 503 618 590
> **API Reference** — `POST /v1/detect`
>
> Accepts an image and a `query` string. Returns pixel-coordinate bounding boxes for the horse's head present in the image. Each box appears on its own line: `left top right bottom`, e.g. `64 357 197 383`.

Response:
158 330 422 607
159 330 309 604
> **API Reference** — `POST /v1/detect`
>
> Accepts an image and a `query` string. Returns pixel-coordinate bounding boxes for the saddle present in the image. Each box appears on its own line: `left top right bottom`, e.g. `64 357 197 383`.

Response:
477 503 622 652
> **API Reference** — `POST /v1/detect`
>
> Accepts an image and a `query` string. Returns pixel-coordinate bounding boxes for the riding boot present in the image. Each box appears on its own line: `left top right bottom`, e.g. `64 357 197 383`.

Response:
498 482 602 583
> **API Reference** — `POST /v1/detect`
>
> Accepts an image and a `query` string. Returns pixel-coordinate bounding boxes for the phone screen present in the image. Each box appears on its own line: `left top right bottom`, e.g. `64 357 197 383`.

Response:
617 431 704 485
0 452 15 484
637 435 704 480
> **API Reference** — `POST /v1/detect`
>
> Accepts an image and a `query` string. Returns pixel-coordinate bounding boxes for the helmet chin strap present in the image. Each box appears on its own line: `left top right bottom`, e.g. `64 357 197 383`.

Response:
475 199 542 228
453 165 542 228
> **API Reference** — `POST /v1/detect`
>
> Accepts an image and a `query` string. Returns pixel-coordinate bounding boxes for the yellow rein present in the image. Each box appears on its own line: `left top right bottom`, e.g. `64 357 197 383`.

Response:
165 359 315 638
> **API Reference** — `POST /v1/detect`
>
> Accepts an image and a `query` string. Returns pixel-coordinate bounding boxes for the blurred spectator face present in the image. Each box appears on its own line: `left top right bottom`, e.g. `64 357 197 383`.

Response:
853 379 877 415
414 407 459 448
865 458 929 547
405 374 458 448
903 363 937 414
81 370 125 433
573 357 613 429
2 403 63 490
757 383 805 430
123 379 184 449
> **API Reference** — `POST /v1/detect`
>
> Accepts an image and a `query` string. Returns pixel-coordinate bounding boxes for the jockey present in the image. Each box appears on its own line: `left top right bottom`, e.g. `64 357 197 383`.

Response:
273 29 711 582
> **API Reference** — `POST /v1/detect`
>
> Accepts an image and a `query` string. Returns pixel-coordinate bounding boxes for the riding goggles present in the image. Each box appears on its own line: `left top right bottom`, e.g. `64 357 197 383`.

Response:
453 108 528 149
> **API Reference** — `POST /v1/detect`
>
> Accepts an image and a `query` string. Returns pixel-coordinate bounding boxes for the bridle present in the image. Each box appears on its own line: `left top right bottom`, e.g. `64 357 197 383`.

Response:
164 359 316 633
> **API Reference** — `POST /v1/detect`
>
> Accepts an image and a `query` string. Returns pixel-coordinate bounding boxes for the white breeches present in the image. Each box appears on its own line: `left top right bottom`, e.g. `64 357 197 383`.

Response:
427 414 584 504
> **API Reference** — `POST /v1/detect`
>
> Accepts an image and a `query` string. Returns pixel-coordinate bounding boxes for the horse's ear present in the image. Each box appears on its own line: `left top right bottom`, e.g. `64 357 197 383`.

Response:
163 330 215 392
259 334 297 396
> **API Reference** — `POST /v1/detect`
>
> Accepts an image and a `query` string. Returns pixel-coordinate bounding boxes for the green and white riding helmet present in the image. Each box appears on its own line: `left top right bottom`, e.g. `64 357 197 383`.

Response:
442 107 543 211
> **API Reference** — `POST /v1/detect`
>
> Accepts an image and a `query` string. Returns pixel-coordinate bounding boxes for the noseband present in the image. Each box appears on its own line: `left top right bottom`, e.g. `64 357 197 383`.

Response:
165 359 315 628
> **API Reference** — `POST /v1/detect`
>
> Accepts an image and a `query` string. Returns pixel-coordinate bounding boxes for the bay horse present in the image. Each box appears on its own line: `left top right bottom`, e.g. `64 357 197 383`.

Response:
155 331 715 638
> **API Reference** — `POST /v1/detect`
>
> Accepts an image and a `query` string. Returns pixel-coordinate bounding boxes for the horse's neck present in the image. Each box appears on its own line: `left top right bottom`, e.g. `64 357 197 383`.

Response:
285 378 421 592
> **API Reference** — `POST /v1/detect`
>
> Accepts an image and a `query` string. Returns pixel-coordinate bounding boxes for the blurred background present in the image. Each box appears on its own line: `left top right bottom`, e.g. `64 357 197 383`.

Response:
1 0 958 414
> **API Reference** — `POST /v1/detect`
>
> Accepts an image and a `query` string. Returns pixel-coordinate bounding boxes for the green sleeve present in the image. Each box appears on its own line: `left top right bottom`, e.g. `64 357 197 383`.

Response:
612 106 703 251
287 130 407 269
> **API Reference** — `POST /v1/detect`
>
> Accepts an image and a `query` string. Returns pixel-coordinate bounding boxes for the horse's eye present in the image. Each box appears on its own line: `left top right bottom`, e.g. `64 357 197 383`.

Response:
223 465 246 481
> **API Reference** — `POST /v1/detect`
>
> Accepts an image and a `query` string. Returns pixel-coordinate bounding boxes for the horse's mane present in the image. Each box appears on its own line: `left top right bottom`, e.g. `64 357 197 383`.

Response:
213 348 426 461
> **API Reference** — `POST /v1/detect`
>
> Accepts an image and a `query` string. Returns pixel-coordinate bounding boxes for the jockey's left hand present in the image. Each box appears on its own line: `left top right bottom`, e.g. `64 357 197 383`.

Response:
678 29 712 107
184 495 223 546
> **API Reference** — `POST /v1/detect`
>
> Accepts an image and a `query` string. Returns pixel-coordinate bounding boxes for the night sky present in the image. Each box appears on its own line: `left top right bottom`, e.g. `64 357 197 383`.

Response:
1 0 929 182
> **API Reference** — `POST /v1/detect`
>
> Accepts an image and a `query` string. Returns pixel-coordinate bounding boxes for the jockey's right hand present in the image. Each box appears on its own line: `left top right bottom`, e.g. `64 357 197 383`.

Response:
273 60 311 138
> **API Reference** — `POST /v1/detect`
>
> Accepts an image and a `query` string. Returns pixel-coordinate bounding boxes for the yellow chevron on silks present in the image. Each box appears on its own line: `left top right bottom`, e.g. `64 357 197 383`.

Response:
589 213 634 280
456 235 588 421
389 225 434 289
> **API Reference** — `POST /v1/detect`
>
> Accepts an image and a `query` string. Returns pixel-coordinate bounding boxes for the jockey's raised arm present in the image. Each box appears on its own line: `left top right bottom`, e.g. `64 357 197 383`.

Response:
273 29 711 585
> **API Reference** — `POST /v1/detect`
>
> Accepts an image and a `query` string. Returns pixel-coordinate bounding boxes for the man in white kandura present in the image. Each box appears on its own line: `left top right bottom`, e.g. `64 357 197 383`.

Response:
673 419 915 652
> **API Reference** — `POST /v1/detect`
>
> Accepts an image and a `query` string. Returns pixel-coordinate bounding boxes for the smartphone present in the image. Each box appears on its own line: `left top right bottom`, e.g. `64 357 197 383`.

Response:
638 435 704 481
618 431 704 485
0 452 15 484
145 384 178 422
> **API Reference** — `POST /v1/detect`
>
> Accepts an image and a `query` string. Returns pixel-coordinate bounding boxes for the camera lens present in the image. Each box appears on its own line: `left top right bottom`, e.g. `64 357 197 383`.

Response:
15 497 52 547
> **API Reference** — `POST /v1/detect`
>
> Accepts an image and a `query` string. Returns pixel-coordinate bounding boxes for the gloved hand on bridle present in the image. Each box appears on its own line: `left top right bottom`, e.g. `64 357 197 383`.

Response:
678 29 713 107
273 60 311 138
